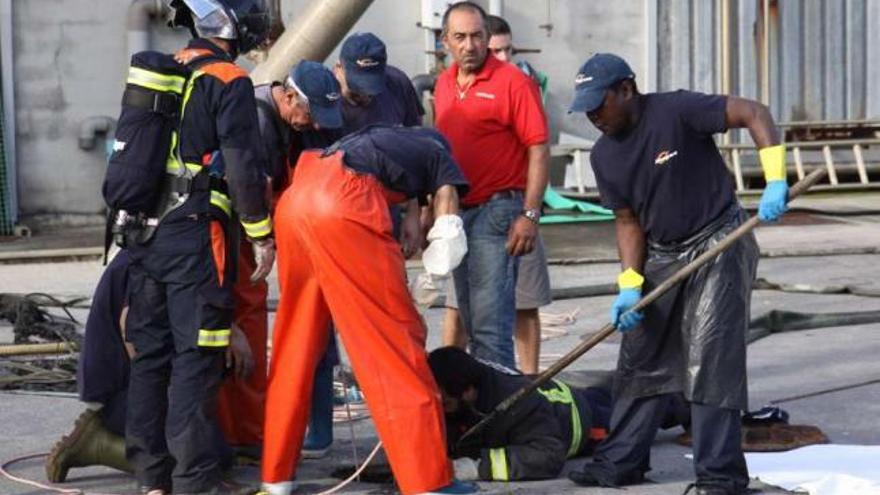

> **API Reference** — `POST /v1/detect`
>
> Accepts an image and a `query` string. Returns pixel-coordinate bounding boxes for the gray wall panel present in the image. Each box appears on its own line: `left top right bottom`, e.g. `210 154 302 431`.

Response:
846 0 866 119
802 0 824 121
779 0 804 120
692 0 716 93
867 0 880 118
824 0 846 119
656 0 879 123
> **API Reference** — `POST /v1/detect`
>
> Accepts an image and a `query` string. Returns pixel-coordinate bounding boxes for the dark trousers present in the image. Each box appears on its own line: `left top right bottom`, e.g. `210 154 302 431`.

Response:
100 387 128 436
125 262 227 493
588 394 748 492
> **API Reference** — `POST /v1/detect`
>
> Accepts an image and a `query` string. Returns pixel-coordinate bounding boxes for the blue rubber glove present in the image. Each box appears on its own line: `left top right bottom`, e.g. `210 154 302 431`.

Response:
758 180 788 222
610 288 644 331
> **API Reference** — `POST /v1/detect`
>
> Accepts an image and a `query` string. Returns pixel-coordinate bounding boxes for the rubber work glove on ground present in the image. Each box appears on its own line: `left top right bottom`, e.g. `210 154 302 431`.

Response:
611 268 644 331
758 145 789 222
422 214 467 277
250 237 276 282
453 457 481 481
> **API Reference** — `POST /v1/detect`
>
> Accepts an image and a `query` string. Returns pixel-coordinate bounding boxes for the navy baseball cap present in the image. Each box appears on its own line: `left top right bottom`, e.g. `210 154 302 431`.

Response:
340 32 387 96
288 60 343 129
568 53 635 113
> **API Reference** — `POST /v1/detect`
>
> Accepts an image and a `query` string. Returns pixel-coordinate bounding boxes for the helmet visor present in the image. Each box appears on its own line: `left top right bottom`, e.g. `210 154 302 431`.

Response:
184 0 224 19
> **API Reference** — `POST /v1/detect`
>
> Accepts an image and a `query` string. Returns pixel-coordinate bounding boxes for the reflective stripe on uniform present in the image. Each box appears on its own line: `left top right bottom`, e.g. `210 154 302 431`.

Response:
537 379 583 458
241 216 272 238
127 66 186 94
197 328 231 347
181 70 203 121
166 132 182 173
488 448 509 481
211 190 232 217
165 71 207 177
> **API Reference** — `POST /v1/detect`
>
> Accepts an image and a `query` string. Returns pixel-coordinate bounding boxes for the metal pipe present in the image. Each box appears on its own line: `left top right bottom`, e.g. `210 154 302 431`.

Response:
0 342 77 357
249 0 374 86
1 0 18 225
78 116 116 151
126 0 165 56
488 0 503 16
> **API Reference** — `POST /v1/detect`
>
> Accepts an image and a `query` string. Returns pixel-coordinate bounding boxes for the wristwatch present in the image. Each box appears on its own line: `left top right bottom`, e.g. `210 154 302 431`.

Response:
521 208 540 224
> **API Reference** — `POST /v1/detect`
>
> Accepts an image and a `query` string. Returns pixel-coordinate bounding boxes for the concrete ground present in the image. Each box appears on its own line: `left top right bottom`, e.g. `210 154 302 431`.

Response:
2 194 880 494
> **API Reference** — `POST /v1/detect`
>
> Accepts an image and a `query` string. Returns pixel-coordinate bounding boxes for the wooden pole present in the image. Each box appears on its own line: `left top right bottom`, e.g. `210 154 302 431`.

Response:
458 167 827 444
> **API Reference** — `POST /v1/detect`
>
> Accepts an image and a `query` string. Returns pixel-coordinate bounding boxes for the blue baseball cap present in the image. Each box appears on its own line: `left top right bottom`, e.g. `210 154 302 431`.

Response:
340 32 387 96
288 60 343 129
568 53 635 113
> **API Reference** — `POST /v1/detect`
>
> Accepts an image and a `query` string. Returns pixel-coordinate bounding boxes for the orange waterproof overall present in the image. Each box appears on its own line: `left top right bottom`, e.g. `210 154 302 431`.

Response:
216 238 268 446
262 150 452 494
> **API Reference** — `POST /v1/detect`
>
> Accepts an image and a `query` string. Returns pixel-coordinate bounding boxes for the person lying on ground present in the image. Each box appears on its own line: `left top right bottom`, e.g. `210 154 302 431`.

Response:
428 346 613 482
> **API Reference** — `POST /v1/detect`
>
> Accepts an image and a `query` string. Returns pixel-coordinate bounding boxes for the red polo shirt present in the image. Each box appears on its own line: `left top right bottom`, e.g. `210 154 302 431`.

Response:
434 56 548 206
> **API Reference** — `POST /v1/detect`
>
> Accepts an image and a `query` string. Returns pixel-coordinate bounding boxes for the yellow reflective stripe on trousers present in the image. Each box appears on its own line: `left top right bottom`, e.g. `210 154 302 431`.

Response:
211 190 231 217
537 379 583 458
488 448 509 481
127 66 186 94
241 216 272 238
197 328 230 347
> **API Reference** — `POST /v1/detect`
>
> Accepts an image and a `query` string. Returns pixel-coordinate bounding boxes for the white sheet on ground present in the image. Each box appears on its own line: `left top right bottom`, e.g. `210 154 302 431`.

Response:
744 444 880 495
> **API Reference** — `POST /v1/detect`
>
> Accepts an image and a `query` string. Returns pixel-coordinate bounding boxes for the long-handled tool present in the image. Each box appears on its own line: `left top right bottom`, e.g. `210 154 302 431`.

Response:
457 167 828 445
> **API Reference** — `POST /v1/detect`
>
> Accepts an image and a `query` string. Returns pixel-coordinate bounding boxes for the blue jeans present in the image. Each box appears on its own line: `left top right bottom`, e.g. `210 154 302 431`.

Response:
452 195 521 368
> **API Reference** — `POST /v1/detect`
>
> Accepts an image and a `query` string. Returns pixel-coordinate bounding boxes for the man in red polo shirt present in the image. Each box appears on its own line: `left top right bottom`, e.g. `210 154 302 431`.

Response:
433 1 549 369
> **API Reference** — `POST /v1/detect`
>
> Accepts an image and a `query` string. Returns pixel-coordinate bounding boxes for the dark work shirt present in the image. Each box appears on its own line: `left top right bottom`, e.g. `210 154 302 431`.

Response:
335 125 469 204
254 83 343 191
590 90 735 243
168 38 269 224
341 65 424 134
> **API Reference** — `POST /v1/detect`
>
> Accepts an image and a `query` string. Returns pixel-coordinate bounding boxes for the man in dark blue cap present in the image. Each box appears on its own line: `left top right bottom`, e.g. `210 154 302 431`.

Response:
333 32 425 134
566 53 788 495
250 59 345 462
254 60 344 193
333 31 426 259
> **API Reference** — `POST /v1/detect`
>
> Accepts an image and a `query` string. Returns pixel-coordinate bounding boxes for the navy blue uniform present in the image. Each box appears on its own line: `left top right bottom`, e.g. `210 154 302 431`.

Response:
575 91 757 494
77 251 132 436
341 65 424 134
125 39 272 493
591 90 733 243
253 82 342 434
334 125 469 202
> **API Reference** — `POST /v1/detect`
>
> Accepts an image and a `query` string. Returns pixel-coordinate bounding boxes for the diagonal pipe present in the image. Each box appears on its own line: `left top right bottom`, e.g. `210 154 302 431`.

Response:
249 0 374 85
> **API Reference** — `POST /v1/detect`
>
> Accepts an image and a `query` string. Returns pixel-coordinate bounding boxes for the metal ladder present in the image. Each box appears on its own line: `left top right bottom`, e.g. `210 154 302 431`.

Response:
720 137 880 193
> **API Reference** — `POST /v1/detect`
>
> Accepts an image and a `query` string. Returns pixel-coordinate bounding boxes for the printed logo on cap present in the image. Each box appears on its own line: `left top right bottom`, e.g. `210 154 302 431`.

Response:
355 58 380 68
575 73 593 85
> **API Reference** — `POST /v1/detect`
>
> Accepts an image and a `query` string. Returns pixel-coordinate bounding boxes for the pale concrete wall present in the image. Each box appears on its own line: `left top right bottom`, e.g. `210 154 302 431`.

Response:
11 0 187 220
8 0 644 221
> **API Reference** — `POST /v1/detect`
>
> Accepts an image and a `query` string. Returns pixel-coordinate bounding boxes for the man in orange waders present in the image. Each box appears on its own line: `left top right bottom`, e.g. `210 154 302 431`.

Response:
215 61 346 458
259 125 476 495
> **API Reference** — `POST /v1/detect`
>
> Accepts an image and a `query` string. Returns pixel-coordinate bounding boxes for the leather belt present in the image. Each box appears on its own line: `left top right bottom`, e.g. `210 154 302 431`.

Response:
462 189 523 210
